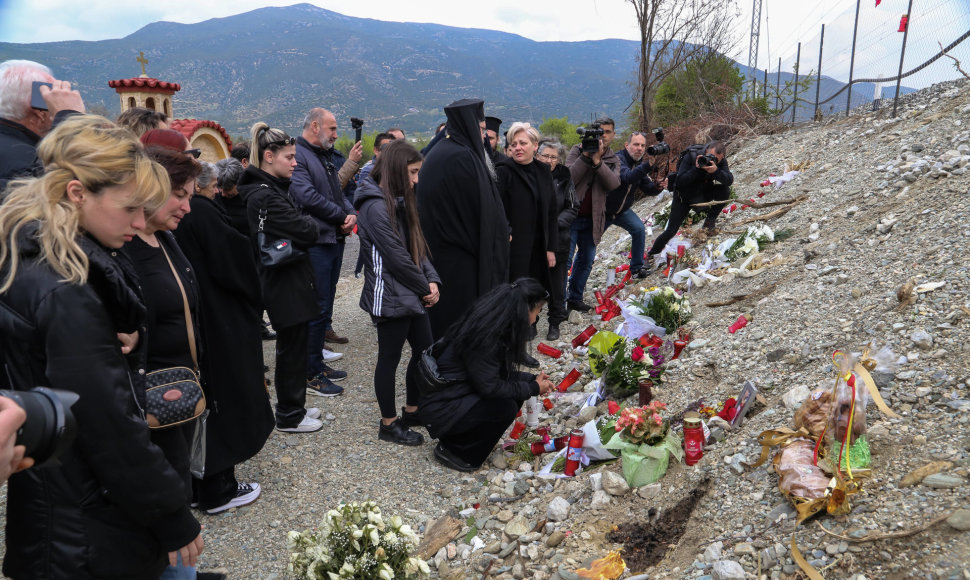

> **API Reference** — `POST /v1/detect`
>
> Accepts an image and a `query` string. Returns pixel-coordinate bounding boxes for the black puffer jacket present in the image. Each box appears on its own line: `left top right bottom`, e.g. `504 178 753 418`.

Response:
0 225 200 580
240 165 320 330
355 176 440 319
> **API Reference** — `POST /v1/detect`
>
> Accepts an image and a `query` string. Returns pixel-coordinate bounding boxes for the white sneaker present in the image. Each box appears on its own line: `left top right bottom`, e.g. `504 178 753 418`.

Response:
277 415 323 433
306 407 321 420
321 347 344 362
204 482 261 514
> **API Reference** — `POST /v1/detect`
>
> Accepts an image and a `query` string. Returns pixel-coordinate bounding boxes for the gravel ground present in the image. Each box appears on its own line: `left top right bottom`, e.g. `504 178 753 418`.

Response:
2 80 970 580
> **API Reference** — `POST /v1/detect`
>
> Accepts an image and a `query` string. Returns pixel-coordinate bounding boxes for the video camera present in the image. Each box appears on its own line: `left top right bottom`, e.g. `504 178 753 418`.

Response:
0 387 78 468
575 123 604 154
350 117 364 143
646 127 670 156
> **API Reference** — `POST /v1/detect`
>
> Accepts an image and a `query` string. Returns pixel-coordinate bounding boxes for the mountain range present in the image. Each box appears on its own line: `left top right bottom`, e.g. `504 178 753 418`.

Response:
0 3 914 137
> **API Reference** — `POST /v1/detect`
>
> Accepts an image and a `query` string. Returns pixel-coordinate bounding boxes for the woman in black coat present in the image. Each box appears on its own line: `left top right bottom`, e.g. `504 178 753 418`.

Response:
173 160 275 514
356 141 440 447
537 140 577 341
0 116 201 579
240 123 327 432
495 123 558 289
417 278 555 472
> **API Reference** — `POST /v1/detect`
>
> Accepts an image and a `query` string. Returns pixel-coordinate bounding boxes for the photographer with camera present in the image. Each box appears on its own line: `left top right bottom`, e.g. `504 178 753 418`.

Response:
565 117 621 312
608 130 666 278
645 141 732 271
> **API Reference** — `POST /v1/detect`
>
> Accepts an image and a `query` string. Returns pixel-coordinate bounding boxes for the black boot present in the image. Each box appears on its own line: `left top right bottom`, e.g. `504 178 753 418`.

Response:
546 323 560 341
401 407 422 428
379 418 424 446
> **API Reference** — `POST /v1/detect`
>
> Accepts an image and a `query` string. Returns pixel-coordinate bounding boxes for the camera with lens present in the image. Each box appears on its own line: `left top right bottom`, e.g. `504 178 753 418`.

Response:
697 154 716 168
0 387 78 468
646 127 669 156
575 123 604 154
350 117 364 143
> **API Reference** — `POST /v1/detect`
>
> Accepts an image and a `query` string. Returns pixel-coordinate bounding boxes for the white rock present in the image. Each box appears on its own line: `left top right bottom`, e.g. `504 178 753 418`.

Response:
782 384 811 410
702 541 723 563
601 471 631 496
911 329 934 350
546 496 571 522
637 482 662 499
712 559 746 580
588 472 602 492
590 490 611 510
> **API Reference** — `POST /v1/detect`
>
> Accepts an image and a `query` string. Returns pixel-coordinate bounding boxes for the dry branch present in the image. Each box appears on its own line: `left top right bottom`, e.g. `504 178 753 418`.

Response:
939 41 970 80
705 282 779 307
815 512 953 543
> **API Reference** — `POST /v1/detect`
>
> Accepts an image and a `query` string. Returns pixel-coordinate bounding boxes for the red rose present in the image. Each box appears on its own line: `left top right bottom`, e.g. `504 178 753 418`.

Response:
631 346 645 362
608 401 621 415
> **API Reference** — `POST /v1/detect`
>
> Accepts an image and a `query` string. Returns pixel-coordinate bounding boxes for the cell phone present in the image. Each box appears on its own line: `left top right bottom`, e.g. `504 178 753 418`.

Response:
31 81 53 111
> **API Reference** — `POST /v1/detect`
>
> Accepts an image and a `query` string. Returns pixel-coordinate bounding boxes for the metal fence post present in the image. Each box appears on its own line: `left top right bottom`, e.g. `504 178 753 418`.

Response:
814 24 825 120
847 0 862 116
775 57 781 113
791 43 801 123
763 69 768 100
892 0 916 117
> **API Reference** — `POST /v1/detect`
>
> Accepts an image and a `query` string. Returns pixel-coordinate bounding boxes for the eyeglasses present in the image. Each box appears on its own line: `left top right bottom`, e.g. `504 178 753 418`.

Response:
537 153 558 161
183 148 202 159
269 137 296 147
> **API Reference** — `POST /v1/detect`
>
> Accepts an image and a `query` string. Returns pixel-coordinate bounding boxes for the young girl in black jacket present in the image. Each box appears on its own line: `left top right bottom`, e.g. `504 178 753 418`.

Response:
417 278 555 472
356 140 440 446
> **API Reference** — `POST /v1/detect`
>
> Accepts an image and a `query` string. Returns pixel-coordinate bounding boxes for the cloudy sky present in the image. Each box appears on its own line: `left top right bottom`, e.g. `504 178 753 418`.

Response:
1 0 965 83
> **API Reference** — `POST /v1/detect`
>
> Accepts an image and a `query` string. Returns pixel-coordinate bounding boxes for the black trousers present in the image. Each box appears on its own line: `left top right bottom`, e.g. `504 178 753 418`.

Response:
194 466 238 510
274 322 309 427
439 397 521 467
547 249 569 324
647 187 729 256
374 314 433 419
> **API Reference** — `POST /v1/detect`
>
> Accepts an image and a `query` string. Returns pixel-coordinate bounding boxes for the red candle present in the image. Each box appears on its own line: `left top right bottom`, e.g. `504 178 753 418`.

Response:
683 413 704 465
536 343 562 358
594 289 604 304
531 436 568 456
556 368 581 392
509 420 526 440
672 339 688 359
571 325 597 348
728 314 750 334
621 270 632 284
563 429 585 476
542 398 554 410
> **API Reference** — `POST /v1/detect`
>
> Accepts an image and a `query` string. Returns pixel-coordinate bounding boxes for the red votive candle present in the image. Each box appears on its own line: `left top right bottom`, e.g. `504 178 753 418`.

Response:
563 429 585 476
509 420 526 440
571 325 597 348
536 343 562 358
556 368 581 392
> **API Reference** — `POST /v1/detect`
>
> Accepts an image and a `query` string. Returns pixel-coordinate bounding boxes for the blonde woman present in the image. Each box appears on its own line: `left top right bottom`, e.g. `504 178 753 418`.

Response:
0 115 203 579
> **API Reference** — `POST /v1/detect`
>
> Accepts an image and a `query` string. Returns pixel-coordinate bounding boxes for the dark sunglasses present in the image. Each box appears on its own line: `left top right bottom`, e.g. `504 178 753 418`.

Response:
183 148 202 159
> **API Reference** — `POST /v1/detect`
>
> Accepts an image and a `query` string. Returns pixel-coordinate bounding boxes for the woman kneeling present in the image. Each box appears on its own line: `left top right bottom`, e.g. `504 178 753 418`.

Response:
418 278 554 472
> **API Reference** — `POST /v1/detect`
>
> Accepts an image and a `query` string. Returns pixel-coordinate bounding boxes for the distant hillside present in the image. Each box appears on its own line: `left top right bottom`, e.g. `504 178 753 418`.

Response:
0 3 915 135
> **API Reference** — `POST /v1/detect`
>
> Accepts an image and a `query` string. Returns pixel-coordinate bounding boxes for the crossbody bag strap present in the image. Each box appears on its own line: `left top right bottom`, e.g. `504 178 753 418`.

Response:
158 241 198 370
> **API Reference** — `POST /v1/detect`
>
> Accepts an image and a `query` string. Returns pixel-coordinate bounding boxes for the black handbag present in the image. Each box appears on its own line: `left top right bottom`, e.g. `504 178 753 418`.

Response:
417 340 466 394
257 205 305 267
144 243 207 429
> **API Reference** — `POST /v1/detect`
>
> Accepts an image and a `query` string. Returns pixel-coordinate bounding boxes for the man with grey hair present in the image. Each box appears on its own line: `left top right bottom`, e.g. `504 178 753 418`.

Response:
0 60 85 189
290 108 363 395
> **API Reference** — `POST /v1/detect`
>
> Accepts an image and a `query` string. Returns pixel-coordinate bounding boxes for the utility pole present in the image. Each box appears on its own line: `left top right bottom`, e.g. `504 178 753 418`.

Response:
747 0 763 99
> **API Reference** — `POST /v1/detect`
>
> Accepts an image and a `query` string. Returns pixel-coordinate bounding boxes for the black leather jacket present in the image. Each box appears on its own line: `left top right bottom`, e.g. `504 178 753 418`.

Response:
0 225 199 579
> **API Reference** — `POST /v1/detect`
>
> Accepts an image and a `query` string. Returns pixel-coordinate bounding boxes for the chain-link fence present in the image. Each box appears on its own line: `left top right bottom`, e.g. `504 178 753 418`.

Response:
747 0 970 122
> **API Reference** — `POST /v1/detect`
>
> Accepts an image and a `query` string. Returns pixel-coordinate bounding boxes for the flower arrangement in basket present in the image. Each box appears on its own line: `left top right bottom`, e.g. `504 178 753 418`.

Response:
629 287 692 335
287 501 430 580
604 401 683 487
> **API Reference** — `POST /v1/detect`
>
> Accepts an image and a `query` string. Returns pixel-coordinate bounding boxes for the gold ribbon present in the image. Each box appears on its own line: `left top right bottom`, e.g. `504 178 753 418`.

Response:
853 363 900 419
748 427 810 468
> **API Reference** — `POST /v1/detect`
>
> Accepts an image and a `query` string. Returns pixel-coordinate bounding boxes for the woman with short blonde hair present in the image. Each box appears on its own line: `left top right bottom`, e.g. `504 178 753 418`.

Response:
0 114 204 579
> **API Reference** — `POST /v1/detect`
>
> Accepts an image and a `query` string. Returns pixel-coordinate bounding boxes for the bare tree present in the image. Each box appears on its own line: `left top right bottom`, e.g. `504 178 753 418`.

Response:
627 0 740 131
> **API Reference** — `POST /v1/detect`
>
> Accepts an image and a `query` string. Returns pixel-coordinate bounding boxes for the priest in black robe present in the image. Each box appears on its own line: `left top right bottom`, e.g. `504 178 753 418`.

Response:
418 98 510 338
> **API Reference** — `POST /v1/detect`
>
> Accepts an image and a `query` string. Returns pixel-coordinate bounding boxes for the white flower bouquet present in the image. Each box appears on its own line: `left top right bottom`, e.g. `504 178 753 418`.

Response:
287 501 430 580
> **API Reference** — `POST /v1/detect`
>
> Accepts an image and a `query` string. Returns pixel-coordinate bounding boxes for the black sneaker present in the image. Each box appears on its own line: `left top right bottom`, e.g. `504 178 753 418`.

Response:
379 418 424 446
567 300 592 313
204 482 261 514
321 363 347 381
546 323 560 341
401 406 422 428
433 443 479 472
632 268 648 279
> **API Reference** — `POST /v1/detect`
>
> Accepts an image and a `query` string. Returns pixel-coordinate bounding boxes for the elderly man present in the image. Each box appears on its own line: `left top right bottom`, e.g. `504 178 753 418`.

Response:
290 108 363 395
608 131 664 277
0 60 85 190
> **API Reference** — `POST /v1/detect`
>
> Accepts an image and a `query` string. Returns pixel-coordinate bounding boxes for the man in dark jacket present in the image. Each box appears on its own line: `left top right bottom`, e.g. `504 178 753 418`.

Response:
609 132 664 278
0 60 85 191
291 108 362 387
645 141 733 270
417 98 510 339
565 116 621 312
485 115 508 165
